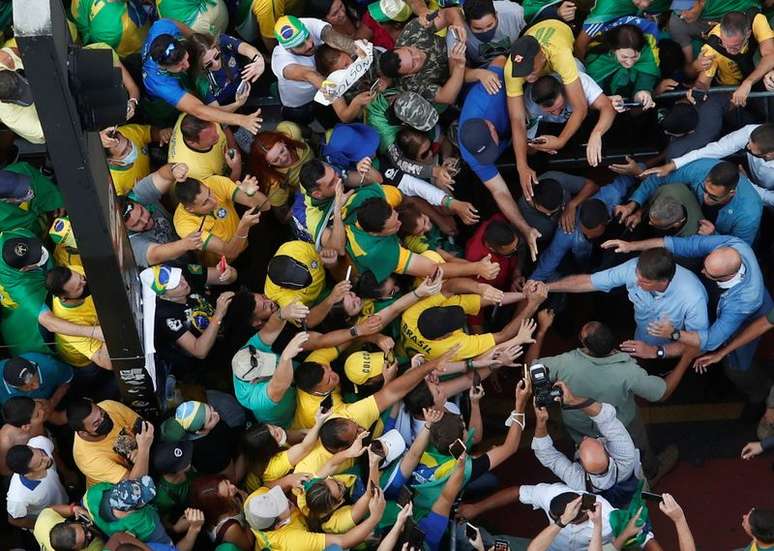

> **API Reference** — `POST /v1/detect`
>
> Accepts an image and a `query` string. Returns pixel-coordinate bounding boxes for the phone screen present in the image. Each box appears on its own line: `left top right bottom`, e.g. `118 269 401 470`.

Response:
494 540 511 551
448 438 466 459
581 493 596 511
465 523 477 540
370 440 386 458
397 485 413 507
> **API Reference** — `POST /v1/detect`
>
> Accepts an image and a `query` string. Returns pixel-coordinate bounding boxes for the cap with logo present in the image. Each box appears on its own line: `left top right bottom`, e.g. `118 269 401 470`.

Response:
368 0 412 23
152 440 193 474
267 255 312 290
393 92 439 132
460 118 499 164
245 486 290 530
274 16 310 49
375 428 406 468
232 345 278 382
2 236 48 269
345 351 385 391
417 305 466 339
0 170 33 202
509 36 540 78
3 356 39 388
148 265 182 296
108 475 157 511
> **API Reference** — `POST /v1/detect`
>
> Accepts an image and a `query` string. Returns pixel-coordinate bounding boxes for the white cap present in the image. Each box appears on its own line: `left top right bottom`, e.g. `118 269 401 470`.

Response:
377 429 406 468
245 486 290 530
232 346 278 382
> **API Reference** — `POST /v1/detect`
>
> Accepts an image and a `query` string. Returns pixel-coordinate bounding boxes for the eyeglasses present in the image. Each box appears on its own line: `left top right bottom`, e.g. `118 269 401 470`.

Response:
702 181 732 202
204 50 221 70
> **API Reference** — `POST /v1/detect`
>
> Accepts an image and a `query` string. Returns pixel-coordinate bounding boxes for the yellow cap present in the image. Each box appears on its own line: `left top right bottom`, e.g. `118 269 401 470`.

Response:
345 351 385 386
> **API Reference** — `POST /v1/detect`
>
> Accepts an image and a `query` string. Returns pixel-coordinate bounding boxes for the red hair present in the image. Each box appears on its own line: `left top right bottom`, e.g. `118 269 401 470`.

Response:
189 475 241 529
248 131 307 192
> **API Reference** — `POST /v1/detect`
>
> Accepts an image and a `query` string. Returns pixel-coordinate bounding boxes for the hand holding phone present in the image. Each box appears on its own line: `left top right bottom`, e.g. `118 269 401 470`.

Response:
640 490 664 503
320 393 334 413
449 438 466 459
581 493 596 511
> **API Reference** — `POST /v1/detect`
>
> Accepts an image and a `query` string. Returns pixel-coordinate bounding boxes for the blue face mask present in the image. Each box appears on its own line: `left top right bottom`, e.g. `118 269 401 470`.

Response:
118 141 138 167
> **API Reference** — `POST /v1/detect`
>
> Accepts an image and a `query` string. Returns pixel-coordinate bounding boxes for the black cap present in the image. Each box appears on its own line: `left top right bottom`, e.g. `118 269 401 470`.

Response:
2 236 44 269
510 36 540 78
3 357 38 388
152 440 193 474
268 255 313 290
660 103 698 135
417 306 466 340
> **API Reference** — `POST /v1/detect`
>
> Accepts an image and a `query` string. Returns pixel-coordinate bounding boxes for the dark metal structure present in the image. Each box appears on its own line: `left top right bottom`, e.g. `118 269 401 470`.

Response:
13 0 159 418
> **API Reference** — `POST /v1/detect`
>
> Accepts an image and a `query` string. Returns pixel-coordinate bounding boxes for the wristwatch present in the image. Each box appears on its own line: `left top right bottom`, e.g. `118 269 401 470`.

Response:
656 345 666 359
349 326 358 337
670 329 681 342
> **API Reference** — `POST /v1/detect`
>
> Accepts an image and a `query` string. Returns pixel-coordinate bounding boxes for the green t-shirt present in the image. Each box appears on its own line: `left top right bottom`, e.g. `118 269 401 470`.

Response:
540 348 666 439
701 0 759 21
365 90 402 155
156 0 219 27
0 162 64 238
154 471 197 519
233 332 297 427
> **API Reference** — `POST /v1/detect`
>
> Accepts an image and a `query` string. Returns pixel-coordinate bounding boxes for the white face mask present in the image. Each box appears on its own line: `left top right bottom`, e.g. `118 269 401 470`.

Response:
33 247 49 268
717 263 746 290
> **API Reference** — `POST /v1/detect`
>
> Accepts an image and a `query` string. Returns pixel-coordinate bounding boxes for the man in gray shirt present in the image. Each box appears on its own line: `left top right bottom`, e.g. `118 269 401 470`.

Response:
116 163 203 268
456 0 525 67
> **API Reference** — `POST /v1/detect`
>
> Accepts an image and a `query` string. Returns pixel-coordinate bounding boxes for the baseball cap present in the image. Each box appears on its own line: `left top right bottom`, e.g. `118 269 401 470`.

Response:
147 265 182 296
417 305 466 339
3 356 39 388
152 441 193 474
375 429 406 468
109 475 157 511
267 255 312 290
245 486 290 530
460 118 499 164
274 16 310 49
509 36 540 78
393 92 439 132
670 0 695 10
232 344 278 382
368 0 412 22
345 351 385 389
0 170 33 202
2 236 47 269
175 401 208 433
660 102 698 135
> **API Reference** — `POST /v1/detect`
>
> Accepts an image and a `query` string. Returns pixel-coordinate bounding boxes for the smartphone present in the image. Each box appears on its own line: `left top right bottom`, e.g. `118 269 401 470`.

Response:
345 265 352 281
527 138 546 145
448 438 466 459
385 348 396 366
237 80 250 96
397 485 414 507
620 101 642 110
472 370 481 389
465 522 478 540
218 255 227 274
406 518 425 548
320 393 333 413
450 27 460 42
581 493 596 511
494 540 511 551
432 266 441 281
641 491 664 503
370 440 386 458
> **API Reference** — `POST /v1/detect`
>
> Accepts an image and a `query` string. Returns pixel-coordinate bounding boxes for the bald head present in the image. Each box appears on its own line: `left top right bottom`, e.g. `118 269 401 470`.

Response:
579 437 609 474
704 247 742 280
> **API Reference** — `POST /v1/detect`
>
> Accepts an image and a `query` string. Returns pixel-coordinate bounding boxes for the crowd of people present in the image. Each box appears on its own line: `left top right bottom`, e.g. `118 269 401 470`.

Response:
0 0 773 549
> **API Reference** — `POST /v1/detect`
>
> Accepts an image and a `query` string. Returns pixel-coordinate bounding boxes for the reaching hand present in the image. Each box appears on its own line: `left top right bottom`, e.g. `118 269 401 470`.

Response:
601 239 634 254
320 248 338 266
281 331 309 360
697 219 715 236
658 494 686 523
693 351 724 374
530 135 563 154
469 384 485 402
423 407 444 427
328 280 352 304
586 132 603 167
519 166 538 201
214 291 235 318
182 231 204 251
537 308 555 331
478 69 502 95
185 508 205 531
533 401 549 426
356 315 384 337
588 502 602 526
609 156 641 176
241 55 266 82
639 162 676 179
515 317 537 345
741 441 764 460
634 90 655 110
416 268 444 297
646 319 674 339
526 227 541 262
314 404 334 426
240 109 263 134
559 203 577 234
280 301 310 323
479 283 504 305
621 506 645 540
135 421 155 449
476 254 501 280
451 200 480 225
515 376 532 411
171 162 189 182
368 486 386 517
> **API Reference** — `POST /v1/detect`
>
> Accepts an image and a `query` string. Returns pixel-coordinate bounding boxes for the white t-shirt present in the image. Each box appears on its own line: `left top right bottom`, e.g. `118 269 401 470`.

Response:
524 71 603 138
7 436 68 521
271 18 330 108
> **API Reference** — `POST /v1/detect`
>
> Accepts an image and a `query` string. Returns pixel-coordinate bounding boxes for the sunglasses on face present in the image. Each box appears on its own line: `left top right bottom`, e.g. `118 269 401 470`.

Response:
702 182 732 202
204 50 221 70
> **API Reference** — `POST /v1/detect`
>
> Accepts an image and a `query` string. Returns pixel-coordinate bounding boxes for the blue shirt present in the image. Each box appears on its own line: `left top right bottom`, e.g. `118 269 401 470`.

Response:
458 65 510 183
630 159 762 245
0 353 73 404
531 175 631 281
232 333 297 427
590 258 709 346
664 235 773 370
142 19 190 108
197 34 244 105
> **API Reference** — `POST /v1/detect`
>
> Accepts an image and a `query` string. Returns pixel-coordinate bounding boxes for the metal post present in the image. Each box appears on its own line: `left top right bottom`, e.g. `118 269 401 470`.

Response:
13 0 160 419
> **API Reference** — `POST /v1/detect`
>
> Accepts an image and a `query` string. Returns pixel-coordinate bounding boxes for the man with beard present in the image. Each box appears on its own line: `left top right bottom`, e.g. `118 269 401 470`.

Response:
5 435 68 529
69 398 154 487
116 162 203 269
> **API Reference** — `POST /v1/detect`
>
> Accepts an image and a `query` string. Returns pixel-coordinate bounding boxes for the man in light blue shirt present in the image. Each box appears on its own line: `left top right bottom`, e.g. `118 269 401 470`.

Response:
603 234 773 405
616 159 762 245
543 247 708 359
531 175 631 282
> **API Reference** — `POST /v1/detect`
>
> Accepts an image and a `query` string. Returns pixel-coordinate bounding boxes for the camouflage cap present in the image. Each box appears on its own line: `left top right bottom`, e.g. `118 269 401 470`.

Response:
393 92 438 132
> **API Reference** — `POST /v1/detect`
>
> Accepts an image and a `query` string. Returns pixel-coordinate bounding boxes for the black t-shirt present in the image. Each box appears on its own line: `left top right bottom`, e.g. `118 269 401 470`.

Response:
701 202 723 223
191 420 239 474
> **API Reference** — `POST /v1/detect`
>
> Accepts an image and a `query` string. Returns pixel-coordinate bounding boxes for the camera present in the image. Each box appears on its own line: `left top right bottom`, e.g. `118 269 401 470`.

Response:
530 364 563 408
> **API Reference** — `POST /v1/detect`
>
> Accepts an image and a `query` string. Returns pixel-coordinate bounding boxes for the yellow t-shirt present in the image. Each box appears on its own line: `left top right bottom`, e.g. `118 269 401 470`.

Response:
52 294 102 368
264 240 327 308
72 400 139 487
252 0 288 39
291 347 341 430
266 121 313 207
700 14 774 86
34 508 104 551
400 294 496 360
244 449 294 492
294 396 381 475
167 113 229 181
109 124 152 196
0 48 44 144
504 20 579 97
247 500 326 551
173 175 240 266
322 506 355 533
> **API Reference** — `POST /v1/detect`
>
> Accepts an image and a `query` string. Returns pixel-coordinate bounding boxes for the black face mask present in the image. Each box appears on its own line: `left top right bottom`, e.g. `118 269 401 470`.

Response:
472 25 497 43
93 413 114 436
79 282 91 299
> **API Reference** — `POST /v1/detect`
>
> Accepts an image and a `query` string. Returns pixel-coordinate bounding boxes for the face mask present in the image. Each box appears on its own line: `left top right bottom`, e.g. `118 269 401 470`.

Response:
79 282 91 299
94 412 114 436
118 141 138 166
716 263 746 290
473 25 497 43
276 428 287 447
32 247 49 269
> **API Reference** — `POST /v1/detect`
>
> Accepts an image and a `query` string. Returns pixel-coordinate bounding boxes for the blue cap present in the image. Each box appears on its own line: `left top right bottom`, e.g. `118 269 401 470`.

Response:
0 170 33 202
460 118 500 164
670 0 695 11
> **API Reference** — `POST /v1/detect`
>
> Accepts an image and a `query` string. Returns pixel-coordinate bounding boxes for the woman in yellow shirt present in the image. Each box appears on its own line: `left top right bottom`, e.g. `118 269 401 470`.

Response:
249 121 313 213
242 406 331 492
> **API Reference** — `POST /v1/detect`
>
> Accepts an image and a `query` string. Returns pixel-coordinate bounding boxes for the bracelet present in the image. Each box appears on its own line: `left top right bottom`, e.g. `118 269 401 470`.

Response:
128 97 138 105
442 195 453 209
465 358 474 372
235 234 248 239
504 410 525 429
412 290 420 299
555 518 567 528
252 54 260 62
